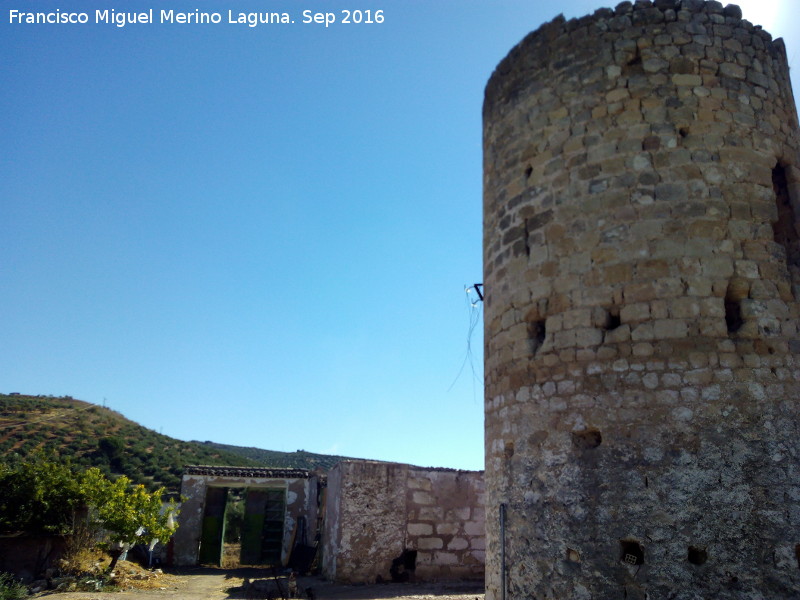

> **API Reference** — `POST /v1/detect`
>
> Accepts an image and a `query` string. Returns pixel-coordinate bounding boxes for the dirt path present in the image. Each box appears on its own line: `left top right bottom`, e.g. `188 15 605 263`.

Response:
34 568 485 600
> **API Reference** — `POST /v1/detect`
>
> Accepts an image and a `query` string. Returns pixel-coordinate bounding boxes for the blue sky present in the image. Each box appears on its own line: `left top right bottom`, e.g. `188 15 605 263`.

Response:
1 0 796 471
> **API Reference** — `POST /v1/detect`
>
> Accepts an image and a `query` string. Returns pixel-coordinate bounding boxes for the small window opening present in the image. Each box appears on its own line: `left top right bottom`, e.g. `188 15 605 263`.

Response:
620 540 644 566
795 544 800 570
622 48 642 76
725 298 743 334
390 549 417 582
605 308 621 331
679 127 689 138
529 319 546 354
772 163 800 276
688 546 708 565
627 48 641 67
572 429 602 450
725 283 743 335
524 165 533 180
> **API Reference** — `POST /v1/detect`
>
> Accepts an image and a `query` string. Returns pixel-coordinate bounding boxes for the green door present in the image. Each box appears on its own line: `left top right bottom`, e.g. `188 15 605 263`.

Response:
240 488 286 566
199 487 228 565
260 489 286 564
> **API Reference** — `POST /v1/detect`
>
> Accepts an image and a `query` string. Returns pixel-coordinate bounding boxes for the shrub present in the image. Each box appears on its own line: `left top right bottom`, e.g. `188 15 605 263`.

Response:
0 572 27 600
0 457 83 534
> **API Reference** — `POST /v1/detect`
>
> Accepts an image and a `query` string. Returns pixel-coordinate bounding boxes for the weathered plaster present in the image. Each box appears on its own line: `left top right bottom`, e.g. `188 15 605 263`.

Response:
321 462 343 579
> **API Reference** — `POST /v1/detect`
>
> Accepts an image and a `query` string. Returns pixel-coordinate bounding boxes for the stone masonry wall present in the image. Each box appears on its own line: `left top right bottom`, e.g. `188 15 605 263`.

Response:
322 461 408 583
406 466 485 580
483 1 800 599
322 460 484 583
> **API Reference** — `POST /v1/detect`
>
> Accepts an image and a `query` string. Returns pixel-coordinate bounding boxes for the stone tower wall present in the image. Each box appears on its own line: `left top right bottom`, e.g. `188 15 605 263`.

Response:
483 1 800 598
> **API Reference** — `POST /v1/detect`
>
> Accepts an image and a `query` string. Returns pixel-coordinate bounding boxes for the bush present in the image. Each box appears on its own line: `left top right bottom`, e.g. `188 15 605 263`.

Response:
60 522 102 575
0 572 27 600
0 457 84 534
0 458 179 575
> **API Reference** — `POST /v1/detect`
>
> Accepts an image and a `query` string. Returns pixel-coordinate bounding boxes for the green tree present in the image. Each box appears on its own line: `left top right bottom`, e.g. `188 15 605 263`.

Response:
0 458 178 572
79 468 178 571
0 457 83 534
97 436 127 473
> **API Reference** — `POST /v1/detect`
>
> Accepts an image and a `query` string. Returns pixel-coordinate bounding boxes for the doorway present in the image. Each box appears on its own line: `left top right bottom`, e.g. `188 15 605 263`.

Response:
199 486 287 567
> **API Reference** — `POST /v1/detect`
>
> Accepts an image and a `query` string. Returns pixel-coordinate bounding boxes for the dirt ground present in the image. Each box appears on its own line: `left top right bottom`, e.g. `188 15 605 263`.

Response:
33 567 485 600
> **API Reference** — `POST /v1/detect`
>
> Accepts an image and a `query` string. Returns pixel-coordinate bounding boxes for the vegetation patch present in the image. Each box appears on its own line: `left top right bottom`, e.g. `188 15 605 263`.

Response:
0 394 350 493
0 573 27 600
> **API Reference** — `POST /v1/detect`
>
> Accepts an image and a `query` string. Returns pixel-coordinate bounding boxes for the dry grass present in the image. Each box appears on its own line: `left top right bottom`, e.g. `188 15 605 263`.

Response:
59 547 108 577
222 543 242 568
56 546 178 592
109 560 180 590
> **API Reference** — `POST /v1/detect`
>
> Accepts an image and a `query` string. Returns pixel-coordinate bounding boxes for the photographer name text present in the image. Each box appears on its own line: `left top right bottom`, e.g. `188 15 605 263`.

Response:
8 8 385 28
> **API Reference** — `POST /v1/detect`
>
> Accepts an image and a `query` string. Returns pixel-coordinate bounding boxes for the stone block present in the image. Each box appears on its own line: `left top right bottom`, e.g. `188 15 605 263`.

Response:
436 523 460 536
606 88 630 103
672 73 703 86
643 57 670 72
684 368 713 384
605 324 631 343
408 477 433 491
563 308 593 329
653 319 689 338
720 62 746 79
631 322 655 341
575 328 604 347
655 182 687 202
445 507 471 521
411 491 435 506
669 298 700 318
470 537 486 551
417 537 444 550
624 283 659 303
620 302 651 323
447 537 470 551
433 552 459 565
408 523 433 536
464 521 484 536
417 507 444 521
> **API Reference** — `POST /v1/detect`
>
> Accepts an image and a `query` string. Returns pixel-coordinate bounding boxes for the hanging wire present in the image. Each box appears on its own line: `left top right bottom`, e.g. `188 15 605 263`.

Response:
447 285 484 397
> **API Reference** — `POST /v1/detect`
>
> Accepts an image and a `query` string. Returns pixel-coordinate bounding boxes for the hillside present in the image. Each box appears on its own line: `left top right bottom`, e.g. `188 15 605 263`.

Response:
0 394 348 492
196 441 351 471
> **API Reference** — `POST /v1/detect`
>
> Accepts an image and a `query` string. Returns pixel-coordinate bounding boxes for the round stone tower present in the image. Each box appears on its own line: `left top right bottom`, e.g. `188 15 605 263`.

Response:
483 1 800 598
